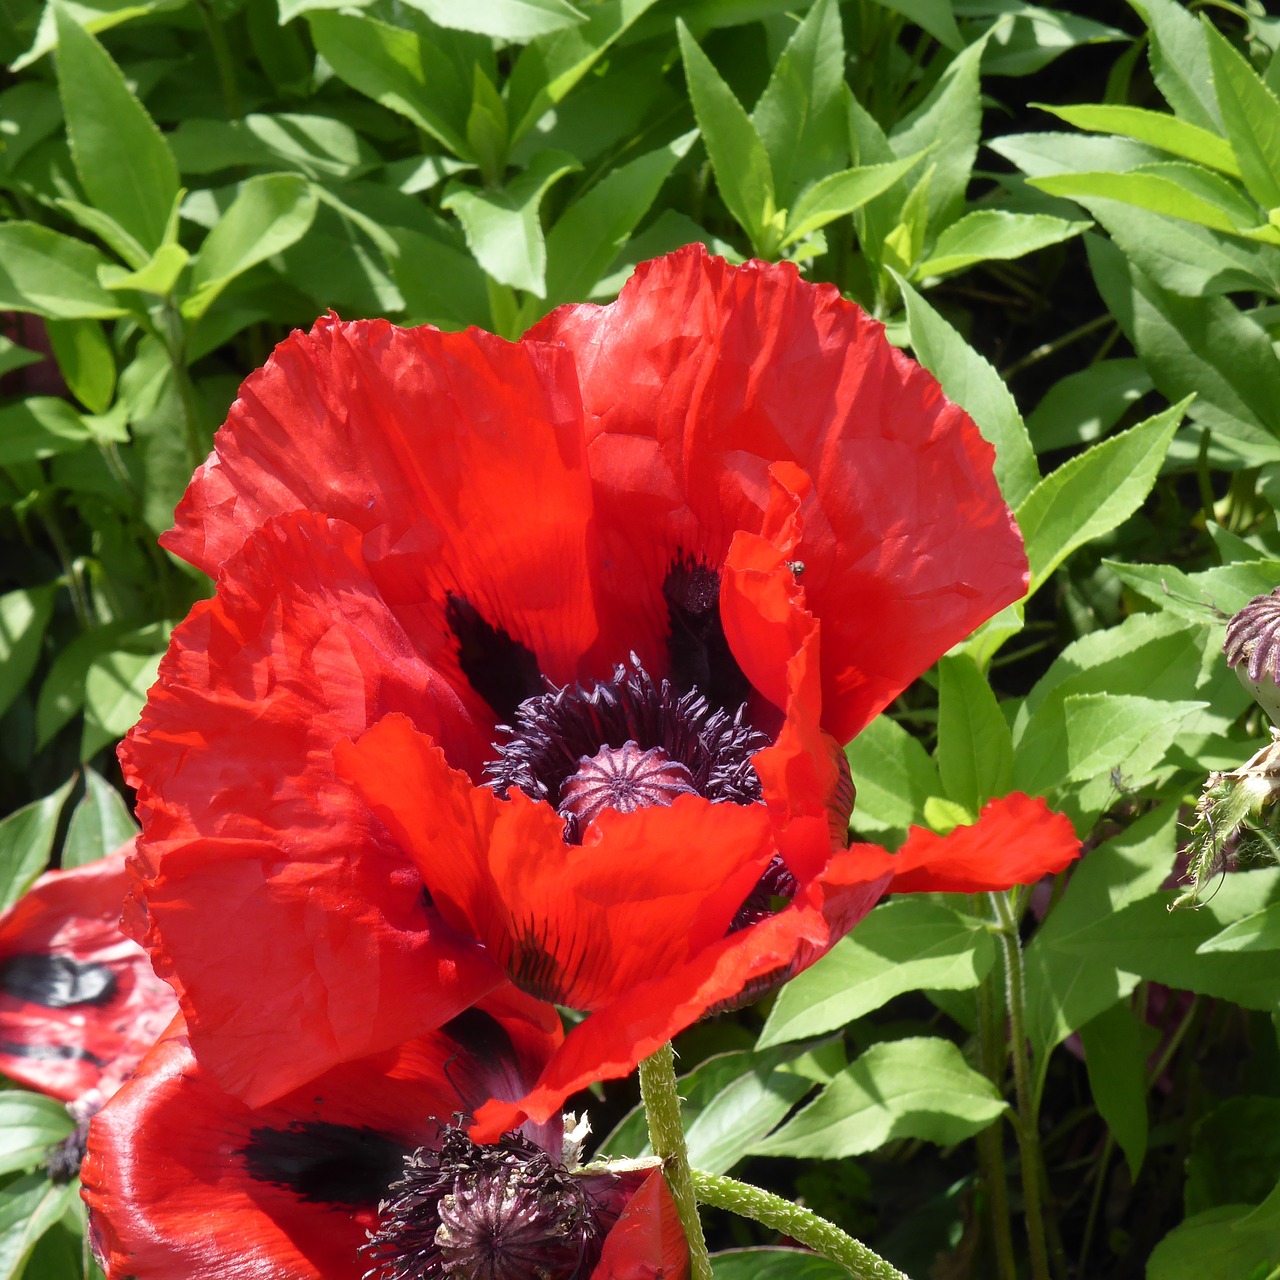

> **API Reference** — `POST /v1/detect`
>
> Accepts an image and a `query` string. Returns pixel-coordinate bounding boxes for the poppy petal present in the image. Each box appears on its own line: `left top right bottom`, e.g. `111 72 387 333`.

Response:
122 512 504 1106
848 793 1081 895
166 315 601 697
530 244 1026 740
82 993 562 1280
590 1166 690 1280
0 844 176 1104
335 714 778 1011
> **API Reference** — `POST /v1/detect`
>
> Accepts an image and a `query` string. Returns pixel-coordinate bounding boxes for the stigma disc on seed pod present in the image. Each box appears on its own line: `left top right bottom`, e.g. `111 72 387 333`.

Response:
1224 588 1280 725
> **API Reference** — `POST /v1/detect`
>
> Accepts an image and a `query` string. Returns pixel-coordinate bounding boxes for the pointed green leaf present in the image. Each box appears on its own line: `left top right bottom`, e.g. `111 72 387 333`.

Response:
1197 902 1280 954
843 712 941 842
63 767 139 868
1143 0 1222 131
1079 1001 1150 1179
442 150 580 296
781 155 920 248
0 1175 81 1280
1202 17 1280 211
82 649 164 760
0 778 75 913
936 653 1014 813
185 174 318 318
100 241 190 297
678 20 776 254
1016 398 1184 595
915 210 1091 278
43 317 115 413
0 1095 74 1178
0 586 55 719
0 399 94 466
55 7 179 255
751 0 846 204
750 1037 1007 1158
400 0 584 38
897 274 1039 508
0 223 125 320
1037 102 1239 175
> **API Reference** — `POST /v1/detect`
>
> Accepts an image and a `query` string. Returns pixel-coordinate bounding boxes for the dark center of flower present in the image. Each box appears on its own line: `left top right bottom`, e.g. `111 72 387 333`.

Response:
485 658 769 843
558 741 697 826
363 1128 609 1280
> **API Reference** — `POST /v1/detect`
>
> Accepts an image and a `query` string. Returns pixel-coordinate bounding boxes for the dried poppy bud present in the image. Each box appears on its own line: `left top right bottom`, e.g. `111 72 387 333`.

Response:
1224 588 1280 724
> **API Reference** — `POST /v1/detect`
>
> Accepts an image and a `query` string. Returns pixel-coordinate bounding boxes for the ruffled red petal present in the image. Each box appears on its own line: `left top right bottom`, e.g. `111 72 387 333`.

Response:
335 714 778 1012
122 513 505 1107
0 844 176 1104
166 315 601 691
848 793 1080 895
82 992 562 1280
528 244 1026 739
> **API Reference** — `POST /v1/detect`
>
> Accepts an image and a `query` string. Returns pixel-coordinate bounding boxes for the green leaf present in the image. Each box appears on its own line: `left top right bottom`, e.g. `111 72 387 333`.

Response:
897 274 1039 508
1197 902 1280 954
936 654 1014 813
185 173 319 318
54 7 180 256
1147 1181 1280 1280
100 242 190 297
1186 1097 1280 1215
0 1095 74 1178
1143 0 1223 132
1079 1000 1149 1179
1202 17 1280 211
781 156 921 249
402 0 583 38
1088 236 1280 460
308 12 471 158
750 1037 1007 1158
1015 398 1184 596
0 778 76 914
54 196 150 271
63 767 138 869
170 114 378 182
712 1250 850 1280
0 1175 80 1280
1037 103 1239 175
465 67 509 187
1030 168 1274 241
1027 359 1154 453
873 0 962 51
0 340 40 381
537 131 696 313
758 900 995 1048
750 0 846 205
1023 804 1178 1066
0 586 54 720
43 317 115 413
442 151 580 297
81 649 164 761
34 622 134 750
1105 558 1280 625
677 20 777 255
389 227 492 329
844 713 941 843
0 223 125 320
0 399 94 467
914 210 1090 278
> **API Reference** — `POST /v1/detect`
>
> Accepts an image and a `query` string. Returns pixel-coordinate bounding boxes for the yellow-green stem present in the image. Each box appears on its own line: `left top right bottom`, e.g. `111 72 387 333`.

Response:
690 1169 912 1280
637 1043 713 1280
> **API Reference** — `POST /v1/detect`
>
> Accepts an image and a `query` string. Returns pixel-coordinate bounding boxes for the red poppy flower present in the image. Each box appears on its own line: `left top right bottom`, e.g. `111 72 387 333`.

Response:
81 989 688 1280
0 842 176 1109
121 245 1079 1132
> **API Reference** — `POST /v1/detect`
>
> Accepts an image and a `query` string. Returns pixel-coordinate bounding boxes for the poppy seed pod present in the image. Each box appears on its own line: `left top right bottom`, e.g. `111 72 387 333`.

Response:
1224 587 1280 724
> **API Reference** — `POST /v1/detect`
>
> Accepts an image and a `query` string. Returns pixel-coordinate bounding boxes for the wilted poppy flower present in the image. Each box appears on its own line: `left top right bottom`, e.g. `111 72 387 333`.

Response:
80 989 687 1280
0 842 176 1110
121 245 1078 1133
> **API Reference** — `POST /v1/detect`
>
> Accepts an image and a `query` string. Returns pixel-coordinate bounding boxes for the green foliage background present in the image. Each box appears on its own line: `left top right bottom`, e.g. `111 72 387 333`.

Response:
2 0 1280 1276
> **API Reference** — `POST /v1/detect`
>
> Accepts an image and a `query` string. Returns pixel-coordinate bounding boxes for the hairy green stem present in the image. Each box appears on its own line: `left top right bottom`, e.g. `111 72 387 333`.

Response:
691 1169 911 1280
976 970 1018 1280
637 1044 713 1280
990 890 1051 1280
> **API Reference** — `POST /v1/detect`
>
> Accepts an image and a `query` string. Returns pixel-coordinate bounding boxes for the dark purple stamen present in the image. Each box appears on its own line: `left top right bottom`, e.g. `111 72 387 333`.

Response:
485 657 768 842
362 1128 612 1280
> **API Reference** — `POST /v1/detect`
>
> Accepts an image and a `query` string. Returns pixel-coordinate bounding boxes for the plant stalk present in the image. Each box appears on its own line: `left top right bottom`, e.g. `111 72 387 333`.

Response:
637 1043 713 1280
990 890 1051 1280
691 1169 912 1280
976 968 1018 1280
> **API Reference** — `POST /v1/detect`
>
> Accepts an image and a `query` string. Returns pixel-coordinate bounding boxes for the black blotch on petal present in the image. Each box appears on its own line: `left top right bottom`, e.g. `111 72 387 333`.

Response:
662 556 752 714
441 1008 516 1064
445 594 542 724
0 1039 104 1064
242 1121 409 1208
0 954 117 1008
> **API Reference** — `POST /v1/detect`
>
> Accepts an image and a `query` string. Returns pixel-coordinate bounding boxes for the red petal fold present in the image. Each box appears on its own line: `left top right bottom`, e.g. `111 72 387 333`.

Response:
122 513 504 1107
166 315 601 688
848 793 1081 895
591 1167 690 1280
529 244 1027 737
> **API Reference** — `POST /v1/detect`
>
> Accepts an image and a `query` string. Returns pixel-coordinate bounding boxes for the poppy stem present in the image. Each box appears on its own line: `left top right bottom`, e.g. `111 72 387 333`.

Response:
689 1169 912 1280
637 1042 714 1280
